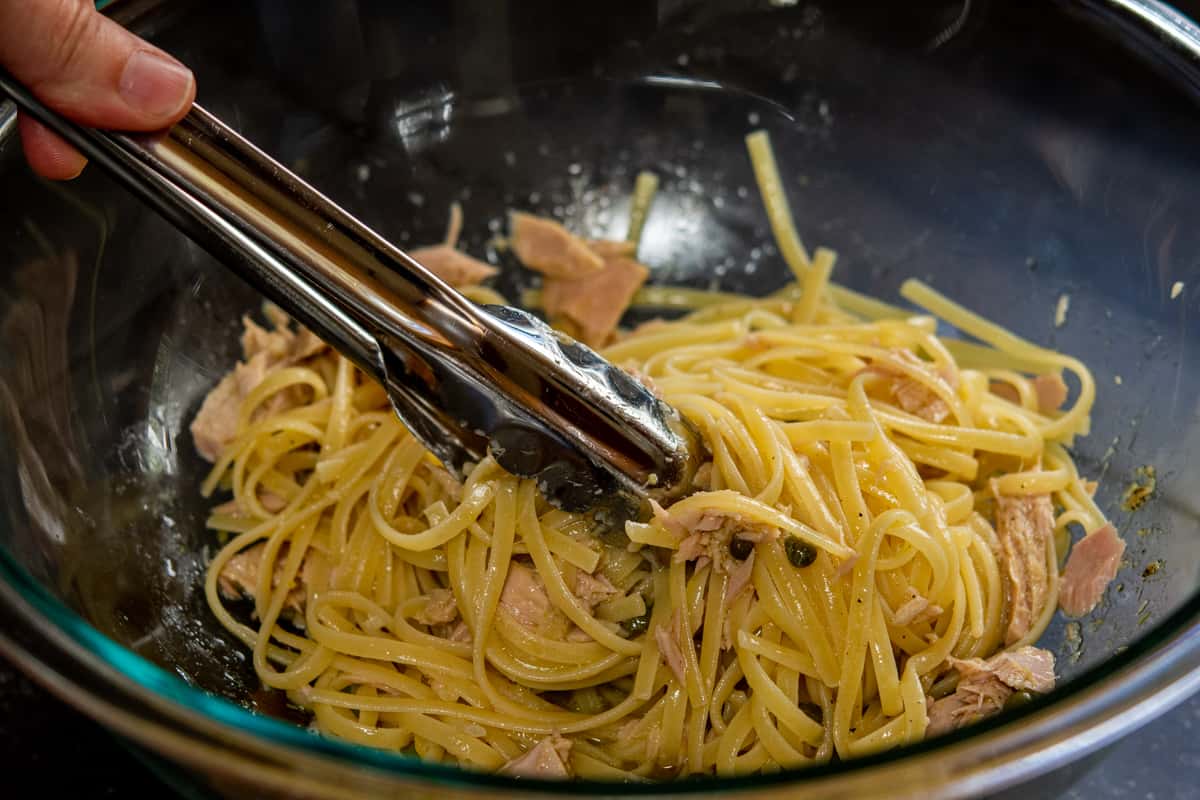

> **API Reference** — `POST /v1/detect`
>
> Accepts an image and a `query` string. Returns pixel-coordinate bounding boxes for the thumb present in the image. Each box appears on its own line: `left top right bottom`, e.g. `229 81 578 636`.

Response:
1 0 195 129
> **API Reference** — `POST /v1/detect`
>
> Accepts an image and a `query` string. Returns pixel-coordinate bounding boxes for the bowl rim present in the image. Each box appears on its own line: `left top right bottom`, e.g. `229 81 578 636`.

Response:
2 543 1199 798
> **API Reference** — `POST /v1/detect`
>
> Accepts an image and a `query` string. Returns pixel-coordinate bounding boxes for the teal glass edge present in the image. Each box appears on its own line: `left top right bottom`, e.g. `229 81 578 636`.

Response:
3 538 1200 795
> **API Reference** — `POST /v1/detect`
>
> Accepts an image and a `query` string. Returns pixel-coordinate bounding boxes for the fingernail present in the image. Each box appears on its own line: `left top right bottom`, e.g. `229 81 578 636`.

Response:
62 156 88 181
119 50 194 119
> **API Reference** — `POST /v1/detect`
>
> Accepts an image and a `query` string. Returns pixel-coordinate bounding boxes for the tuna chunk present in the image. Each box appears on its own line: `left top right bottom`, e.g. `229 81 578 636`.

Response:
870 350 952 423
542 253 649 347
191 311 328 462
499 562 552 628
240 316 290 360
989 380 1021 404
650 499 688 540
415 587 460 626
723 552 756 608
217 543 309 615
988 373 1067 413
894 591 943 626
433 619 473 643
218 545 265 602
665 506 777 575
891 378 950 423
500 735 573 778
566 626 593 643
673 512 728 571
674 534 711 564
950 646 1056 693
248 308 327 362
926 682 1009 737
587 239 637 258
197 346 316 463
675 513 724 558
192 372 245 462
927 646 1056 736
291 328 326 361
410 244 498 288
655 608 688 686
448 620 472 643
572 570 619 610
509 212 604 278
261 492 287 513
1059 523 1125 617
1033 373 1069 414
994 490 1054 645
506 214 649 345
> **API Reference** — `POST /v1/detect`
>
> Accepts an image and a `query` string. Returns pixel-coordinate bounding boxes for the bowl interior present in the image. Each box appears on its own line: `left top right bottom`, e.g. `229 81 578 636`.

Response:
1 0 1199 784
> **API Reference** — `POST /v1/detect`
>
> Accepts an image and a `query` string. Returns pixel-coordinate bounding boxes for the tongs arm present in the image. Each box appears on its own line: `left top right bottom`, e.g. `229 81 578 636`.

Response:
0 69 702 519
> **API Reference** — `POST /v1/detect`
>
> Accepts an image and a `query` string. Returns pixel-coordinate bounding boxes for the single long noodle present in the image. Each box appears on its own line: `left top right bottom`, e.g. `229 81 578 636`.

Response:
200 131 1106 778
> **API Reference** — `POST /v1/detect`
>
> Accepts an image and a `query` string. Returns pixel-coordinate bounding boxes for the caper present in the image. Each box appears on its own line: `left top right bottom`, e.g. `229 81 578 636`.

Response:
1004 690 1036 711
729 537 754 561
785 537 817 568
622 611 652 636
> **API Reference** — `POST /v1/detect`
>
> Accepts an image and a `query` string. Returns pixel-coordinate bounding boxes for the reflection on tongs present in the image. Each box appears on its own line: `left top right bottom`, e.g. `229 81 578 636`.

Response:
0 69 703 525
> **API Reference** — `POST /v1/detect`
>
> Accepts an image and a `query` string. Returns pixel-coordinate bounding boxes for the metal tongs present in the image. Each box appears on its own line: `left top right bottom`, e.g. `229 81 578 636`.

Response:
0 70 702 524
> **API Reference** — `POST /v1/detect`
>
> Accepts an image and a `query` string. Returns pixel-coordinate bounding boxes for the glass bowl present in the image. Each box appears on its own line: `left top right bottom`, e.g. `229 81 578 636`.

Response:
1 0 1199 797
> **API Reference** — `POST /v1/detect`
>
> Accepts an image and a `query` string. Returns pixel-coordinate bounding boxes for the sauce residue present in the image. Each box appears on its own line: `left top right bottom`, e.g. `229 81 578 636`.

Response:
1122 465 1157 511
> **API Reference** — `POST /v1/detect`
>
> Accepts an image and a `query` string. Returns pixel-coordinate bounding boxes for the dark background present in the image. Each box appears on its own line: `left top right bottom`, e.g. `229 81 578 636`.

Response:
4 0 1200 797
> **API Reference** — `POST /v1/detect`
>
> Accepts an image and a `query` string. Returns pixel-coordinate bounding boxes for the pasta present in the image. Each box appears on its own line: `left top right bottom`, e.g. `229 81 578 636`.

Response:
197 131 1113 779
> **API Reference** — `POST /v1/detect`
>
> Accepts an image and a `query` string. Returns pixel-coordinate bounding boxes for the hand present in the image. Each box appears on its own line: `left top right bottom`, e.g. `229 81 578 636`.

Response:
0 0 195 179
